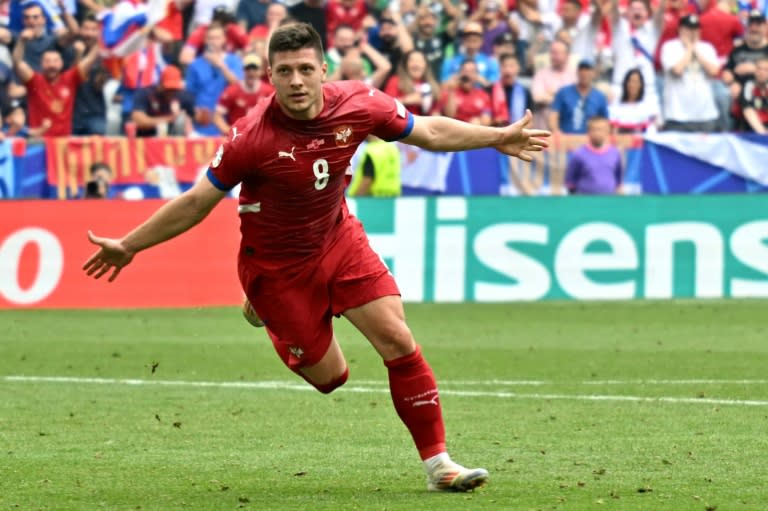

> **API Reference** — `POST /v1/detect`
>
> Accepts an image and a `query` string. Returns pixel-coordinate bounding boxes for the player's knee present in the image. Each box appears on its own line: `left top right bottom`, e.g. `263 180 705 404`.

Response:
312 367 349 394
375 322 415 359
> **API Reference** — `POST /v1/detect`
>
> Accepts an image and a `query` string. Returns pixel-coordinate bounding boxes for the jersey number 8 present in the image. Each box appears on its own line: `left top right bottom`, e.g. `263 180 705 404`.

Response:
312 159 330 190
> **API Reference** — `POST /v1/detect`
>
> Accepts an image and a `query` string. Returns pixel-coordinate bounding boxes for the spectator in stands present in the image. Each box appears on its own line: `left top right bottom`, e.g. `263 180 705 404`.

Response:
326 25 369 76
469 0 510 57
73 14 109 135
1 94 27 138
334 42 392 88
440 21 500 86
367 10 410 78
13 29 99 137
491 53 532 126
410 6 455 82
549 58 609 134
247 3 288 43
654 0 698 70
531 39 576 128
545 0 602 62
610 0 665 106
15 1 79 71
492 32 517 61
608 68 661 133
115 32 167 131
326 0 367 42
565 116 623 194
179 6 248 66
185 23 243 135
347 135 402 197
190 0 239 31
723 10 768 122
289 0 328 51
384 49 440 116
699 0 743 131
237 0 274 31
83 162 113 199
131 65 195 137
527 27 580 74
214 53 274 135
660 14 720 132
737 56 768 133
438 59 492 125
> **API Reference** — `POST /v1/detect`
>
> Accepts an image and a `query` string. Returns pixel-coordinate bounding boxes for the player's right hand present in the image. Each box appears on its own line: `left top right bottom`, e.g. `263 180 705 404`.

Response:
83 231 135 282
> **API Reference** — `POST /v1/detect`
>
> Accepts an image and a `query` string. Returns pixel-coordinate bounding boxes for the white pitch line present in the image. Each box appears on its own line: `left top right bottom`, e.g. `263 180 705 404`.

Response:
3 375 768 407
355 379 768 386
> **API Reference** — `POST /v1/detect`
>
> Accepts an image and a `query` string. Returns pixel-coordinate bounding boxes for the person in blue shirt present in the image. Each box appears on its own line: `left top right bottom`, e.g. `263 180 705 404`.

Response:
548 58 609 134
185 22 243 136
440 21 500 87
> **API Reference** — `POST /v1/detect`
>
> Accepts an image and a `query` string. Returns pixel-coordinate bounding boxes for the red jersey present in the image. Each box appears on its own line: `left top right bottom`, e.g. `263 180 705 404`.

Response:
326 0 367 44
185 23 249 54
26 68 82 136
700 6 744 60
217 81 275 125
438 87 492 123
207 80 413 269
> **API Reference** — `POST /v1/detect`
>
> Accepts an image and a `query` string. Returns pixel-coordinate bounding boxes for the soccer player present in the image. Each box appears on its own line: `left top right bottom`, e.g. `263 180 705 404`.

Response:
83 22 550 492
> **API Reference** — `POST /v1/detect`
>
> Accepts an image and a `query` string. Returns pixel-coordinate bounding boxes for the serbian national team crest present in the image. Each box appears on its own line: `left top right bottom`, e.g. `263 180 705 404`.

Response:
211 145 224 168
334 125 353 147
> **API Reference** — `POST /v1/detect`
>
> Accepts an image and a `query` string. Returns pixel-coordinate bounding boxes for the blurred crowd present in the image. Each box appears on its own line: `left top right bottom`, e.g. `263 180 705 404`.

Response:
1 0 768 141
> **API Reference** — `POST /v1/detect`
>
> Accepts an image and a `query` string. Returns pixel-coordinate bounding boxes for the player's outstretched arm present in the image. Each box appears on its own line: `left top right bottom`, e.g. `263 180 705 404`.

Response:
401 109 551 162
82 178 227 282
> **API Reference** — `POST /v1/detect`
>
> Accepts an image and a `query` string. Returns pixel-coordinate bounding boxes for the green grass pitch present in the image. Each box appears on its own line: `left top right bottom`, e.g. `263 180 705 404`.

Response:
2 301 767 510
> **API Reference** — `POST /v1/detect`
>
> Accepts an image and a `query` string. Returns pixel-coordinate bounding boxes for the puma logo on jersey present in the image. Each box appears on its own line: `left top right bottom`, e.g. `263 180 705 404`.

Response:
231 127 243 142
278 146 296 161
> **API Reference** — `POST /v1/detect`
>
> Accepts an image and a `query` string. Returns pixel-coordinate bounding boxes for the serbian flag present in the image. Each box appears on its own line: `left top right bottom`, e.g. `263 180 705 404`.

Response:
99 0 168 58
8 0 76 34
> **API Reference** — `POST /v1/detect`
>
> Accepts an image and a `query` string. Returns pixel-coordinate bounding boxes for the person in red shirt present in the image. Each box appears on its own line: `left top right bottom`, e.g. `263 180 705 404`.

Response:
326 0 367 47
384 50 441 116
438 59 493 125
12 29 100 137
214 53 275 134
83 23 549 492
699 0 744 63
179 7 249 66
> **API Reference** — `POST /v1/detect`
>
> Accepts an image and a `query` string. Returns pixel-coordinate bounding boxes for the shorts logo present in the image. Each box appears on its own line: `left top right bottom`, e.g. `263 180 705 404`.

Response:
334 125 353 147
211 145 224 168
289 346 304 358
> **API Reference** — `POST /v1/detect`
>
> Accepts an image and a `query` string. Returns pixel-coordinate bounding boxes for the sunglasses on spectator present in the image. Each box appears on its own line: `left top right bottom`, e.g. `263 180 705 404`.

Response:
245 64 260 70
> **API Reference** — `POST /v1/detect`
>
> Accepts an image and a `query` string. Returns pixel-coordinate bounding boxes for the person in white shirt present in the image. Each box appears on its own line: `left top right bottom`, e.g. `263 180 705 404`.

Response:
610 0 665 105
660 13 720 131
608 67 662 133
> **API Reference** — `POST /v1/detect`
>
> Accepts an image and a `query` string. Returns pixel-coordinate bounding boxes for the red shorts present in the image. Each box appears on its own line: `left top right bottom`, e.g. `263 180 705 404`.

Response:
238 216 399 370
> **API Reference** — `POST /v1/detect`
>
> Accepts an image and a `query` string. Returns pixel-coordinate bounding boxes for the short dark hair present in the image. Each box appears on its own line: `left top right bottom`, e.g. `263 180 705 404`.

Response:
268 22 324 64
499 53 518 66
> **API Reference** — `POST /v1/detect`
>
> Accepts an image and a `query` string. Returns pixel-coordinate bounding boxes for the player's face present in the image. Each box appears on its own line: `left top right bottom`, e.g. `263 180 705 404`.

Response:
269 47 327 120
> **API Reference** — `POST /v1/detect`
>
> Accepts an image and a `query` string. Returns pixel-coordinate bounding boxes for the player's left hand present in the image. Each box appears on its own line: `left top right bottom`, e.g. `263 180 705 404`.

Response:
494 109 551 162
83 231 135 282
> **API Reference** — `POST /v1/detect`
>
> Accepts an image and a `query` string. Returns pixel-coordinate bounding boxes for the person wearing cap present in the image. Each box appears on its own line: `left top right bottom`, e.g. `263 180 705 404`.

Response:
440 21 500 86
722 9 768 105
549 58 609 134
185 22 244 136
130 65 196 137
660 13 720 132
214 54 275 135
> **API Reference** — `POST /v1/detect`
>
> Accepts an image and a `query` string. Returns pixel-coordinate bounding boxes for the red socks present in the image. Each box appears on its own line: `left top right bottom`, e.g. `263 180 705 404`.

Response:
384 346 446 460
